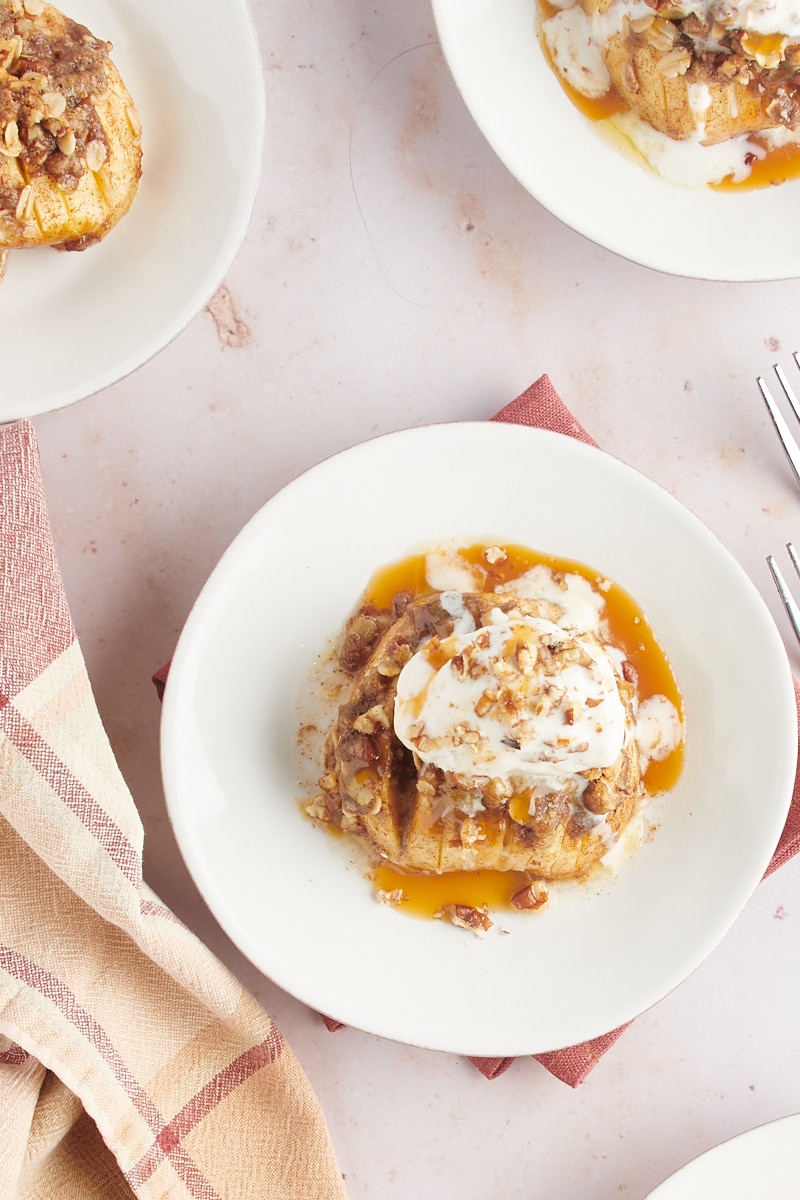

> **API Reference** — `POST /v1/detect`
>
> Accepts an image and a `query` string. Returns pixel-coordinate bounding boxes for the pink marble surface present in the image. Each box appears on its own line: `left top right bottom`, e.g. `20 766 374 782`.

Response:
25 0 800 1194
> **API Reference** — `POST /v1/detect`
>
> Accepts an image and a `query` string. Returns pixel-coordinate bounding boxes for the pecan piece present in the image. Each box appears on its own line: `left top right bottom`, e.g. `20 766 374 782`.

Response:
437 904 493 934
511 881 549 911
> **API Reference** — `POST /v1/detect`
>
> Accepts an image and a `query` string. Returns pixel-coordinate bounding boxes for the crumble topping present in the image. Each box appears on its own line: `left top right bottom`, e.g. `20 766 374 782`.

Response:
1 0 110 211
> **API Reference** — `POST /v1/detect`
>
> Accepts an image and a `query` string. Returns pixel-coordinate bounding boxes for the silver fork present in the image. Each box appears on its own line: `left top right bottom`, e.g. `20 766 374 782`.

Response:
758 353 800 491
767 544 800 644
760 354 800 642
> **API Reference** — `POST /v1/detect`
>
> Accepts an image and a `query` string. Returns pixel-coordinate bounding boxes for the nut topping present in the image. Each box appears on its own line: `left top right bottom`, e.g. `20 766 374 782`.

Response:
511 881 549 911
436 904 493 935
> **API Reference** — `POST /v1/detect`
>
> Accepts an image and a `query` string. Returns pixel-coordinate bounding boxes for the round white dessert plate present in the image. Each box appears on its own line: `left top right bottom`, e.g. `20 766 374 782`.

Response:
432 0 800 281
0 0 264 420
645 1113 800 1198
161 423 796 1057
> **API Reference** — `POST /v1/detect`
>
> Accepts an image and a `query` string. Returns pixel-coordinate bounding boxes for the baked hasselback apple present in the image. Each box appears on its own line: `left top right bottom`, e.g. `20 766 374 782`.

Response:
319 587 646 879
0 0 142 254
541 0 800 184
303 505 690 906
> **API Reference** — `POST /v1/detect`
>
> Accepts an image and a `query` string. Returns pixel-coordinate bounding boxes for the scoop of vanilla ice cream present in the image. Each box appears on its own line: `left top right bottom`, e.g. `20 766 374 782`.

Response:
393 609 627 780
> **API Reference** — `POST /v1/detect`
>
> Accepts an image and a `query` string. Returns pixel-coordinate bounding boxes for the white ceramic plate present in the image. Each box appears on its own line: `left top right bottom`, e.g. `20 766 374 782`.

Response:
160 423 796 1057
645 1114 800 1198
432 0 800 280
0 0 264 420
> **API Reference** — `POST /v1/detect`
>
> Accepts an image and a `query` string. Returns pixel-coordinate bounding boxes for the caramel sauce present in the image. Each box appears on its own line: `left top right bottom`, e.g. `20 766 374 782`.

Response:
507 790 536 825
365 553 430 610
355 543 685 920
374 863 535 920
711 138 800 191
741 30 786 59
418 640 452 673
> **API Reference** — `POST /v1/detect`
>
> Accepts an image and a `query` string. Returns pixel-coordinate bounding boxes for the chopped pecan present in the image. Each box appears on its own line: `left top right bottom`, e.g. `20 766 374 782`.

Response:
766 91 796 125
437 904 493 934
353 704 391 734
511 881 548 911
621 660 638 685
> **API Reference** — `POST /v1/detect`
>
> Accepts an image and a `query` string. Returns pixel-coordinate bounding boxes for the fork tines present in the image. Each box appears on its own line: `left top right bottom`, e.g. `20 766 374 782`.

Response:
768 543 800 644
758 352 800 490
760 356 800 643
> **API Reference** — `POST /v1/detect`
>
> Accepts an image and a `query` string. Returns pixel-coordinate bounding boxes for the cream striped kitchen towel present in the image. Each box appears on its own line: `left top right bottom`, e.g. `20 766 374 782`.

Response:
0 419 347 1200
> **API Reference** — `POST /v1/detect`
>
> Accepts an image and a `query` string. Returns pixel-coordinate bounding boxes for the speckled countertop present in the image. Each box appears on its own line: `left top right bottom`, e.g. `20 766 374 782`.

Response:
28 0 800 1195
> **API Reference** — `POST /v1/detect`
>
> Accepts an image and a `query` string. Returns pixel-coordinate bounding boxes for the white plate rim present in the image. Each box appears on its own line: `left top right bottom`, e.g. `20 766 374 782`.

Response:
645 1113 800 1198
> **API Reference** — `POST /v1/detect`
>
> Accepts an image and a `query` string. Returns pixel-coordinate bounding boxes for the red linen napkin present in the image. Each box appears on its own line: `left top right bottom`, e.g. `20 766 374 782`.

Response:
0 422 347 1198
155 374 800 1088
